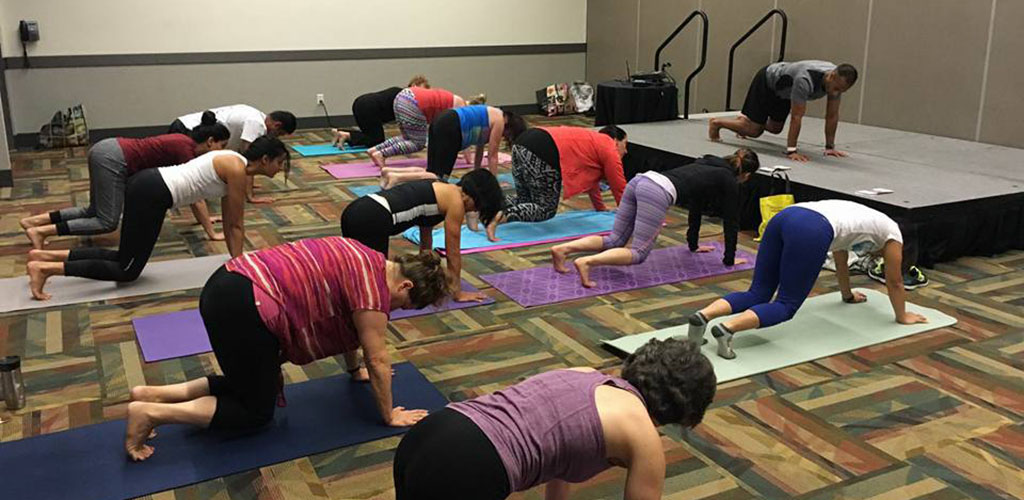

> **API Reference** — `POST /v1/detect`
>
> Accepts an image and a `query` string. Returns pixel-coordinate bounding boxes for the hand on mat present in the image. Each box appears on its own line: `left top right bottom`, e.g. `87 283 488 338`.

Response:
694 245 716 253
898 312 928 325
842 291 867 304
389 406 429 427
824 148 848 158
787 152 810 162
454 290 488 303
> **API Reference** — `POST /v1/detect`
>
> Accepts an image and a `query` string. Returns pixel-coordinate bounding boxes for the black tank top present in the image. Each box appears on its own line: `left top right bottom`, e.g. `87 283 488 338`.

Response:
371 179 446 233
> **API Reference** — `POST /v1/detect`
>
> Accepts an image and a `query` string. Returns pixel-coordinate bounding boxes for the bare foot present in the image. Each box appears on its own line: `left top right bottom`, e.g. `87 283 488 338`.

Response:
19 217 37 231
130 385 164 403
125 402 156 461
27 249 65 263
26 227 46 250
574 258 597 288
369 149 385 169
551 246 570 273
708 118 722 142
27 261 53 301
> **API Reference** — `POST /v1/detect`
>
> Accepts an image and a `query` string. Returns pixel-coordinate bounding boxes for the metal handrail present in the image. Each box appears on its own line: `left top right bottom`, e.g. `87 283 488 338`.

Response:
725 9 788 111
653 10 708 119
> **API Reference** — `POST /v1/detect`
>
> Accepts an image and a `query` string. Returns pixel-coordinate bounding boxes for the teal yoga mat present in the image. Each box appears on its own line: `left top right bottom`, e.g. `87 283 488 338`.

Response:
292 144 370 157
603 289 956 383
402 210 617 254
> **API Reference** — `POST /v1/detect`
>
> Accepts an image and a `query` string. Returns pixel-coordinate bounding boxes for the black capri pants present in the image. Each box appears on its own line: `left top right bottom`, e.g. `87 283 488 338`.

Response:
63 168 173 282
393 408 511 500
200 266 282 430
340 196 397 256
345 94 388 147
426 109 464 180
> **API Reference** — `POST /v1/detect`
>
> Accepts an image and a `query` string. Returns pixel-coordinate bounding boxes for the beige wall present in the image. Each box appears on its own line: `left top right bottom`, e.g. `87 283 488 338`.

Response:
587 0 1024 147
0 0 587 56
5 53 585 135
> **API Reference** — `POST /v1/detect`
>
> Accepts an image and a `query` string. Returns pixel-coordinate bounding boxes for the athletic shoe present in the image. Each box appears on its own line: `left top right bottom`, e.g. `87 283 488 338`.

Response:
903 266 930 290
867 259 885 284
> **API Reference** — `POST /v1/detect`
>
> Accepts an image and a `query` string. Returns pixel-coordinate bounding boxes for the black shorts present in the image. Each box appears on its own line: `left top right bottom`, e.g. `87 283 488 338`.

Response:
741 66 791 125
426 109 463 179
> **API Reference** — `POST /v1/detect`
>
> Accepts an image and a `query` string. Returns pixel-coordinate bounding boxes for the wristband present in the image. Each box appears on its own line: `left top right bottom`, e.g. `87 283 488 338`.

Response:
785 147 798 154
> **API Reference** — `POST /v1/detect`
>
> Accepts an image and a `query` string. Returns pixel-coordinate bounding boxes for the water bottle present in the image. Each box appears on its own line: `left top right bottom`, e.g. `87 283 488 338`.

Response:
1 356 26 411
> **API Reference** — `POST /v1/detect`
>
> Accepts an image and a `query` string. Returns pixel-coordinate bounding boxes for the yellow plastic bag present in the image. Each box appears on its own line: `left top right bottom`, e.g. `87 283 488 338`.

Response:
755 171 794 242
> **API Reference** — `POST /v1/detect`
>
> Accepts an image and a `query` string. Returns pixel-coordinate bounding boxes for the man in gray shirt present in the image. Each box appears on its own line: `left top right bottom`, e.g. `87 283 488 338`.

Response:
709 60 858 162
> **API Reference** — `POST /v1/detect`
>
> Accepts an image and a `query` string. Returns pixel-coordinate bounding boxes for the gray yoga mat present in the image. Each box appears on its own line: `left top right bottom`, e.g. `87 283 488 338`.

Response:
603 289 957 383
0 255 229 313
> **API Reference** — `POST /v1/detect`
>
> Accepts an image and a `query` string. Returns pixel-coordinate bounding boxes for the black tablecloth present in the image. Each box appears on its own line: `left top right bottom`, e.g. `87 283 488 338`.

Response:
595 81 678 126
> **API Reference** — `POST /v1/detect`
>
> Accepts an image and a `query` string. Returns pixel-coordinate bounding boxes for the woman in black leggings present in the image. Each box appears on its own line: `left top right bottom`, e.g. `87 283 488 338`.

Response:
25 136 289 301
332 76 431 148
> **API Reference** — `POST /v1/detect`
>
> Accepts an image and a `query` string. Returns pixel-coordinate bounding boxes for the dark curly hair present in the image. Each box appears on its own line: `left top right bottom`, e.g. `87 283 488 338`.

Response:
392 251 454 309
621 337 716 427
457 169 504 226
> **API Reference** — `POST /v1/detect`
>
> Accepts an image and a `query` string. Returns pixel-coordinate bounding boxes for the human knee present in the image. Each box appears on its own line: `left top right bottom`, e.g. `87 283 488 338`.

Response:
630 247 652 264
95 214 120 233
117 265 145 283
765 122 784 134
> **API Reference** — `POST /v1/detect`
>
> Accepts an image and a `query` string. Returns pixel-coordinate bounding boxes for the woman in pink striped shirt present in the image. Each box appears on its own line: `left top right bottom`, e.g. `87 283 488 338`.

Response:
122 237 453 461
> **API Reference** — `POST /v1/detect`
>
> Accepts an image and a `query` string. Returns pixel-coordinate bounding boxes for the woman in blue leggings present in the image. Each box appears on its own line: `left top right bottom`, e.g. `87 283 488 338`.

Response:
687 200 928 359
551 149 759 288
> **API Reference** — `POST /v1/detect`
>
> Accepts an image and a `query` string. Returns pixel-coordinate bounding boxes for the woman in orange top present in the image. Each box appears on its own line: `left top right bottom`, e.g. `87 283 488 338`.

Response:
485 125 628 241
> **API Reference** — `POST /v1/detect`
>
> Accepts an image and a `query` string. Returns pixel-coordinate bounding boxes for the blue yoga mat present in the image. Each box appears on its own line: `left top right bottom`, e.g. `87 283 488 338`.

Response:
403 210 617 254
0 362 446 500
292 144 370 157
349 173 516 197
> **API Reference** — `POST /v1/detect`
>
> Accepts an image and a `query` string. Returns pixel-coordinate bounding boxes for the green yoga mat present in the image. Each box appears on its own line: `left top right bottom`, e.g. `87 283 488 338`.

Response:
603 289 956 383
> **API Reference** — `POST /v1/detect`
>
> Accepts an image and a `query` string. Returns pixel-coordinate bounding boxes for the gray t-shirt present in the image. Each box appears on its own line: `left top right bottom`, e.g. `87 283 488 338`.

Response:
765 60 837 103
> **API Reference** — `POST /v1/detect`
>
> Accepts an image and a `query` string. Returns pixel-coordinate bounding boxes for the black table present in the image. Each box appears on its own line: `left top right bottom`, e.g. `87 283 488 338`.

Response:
595 81 679 126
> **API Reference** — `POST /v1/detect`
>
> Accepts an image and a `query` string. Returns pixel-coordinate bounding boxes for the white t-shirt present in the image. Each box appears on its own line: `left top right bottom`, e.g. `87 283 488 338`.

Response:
795 200 902 253
178 104 266 152
157 150 247 208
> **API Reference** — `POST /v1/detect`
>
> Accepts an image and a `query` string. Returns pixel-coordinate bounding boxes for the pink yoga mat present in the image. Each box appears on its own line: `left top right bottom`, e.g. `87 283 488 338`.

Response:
321 152 512 180
480 242 755 307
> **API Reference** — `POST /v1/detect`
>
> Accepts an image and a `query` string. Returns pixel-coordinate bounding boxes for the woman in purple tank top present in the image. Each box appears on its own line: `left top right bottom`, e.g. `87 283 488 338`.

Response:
393 338 716 499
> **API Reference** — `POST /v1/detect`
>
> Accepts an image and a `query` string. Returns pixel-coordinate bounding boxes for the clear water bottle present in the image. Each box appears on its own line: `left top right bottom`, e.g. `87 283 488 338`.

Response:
1 355 26 411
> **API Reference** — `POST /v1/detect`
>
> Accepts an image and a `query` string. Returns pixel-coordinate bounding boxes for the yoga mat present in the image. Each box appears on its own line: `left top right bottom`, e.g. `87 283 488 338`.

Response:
134 309 210 363
481 242 755 307
348 173 516 197
0 362 447 500
603 289 957 383
391 280 495 319
0 255 229 314
403 210 618 255
134 281 493 362
292 144 370 157
321 152 512 180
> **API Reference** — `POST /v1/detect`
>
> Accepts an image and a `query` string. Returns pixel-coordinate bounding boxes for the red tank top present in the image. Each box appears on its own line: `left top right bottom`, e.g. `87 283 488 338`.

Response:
117 134 197 175
410 87 455 123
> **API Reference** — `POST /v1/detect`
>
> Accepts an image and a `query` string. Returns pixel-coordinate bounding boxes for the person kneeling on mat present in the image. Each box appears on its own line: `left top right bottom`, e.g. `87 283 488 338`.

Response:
332 75 431 149
340 169 503 303
393 337 716 500
485 125 629 242
368 85 472 169
26 136 289 301
687 200 928 360
124 237 454 461
380 105 520 188
550 148 759 288
20 111 232 250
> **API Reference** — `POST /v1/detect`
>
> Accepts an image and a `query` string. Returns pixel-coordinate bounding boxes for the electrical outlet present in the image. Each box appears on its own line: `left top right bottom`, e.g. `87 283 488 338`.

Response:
316 93 325 105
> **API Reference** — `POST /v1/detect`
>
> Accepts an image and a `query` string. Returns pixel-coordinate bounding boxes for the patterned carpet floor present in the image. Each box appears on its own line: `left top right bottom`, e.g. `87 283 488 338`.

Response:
0 114 1021 499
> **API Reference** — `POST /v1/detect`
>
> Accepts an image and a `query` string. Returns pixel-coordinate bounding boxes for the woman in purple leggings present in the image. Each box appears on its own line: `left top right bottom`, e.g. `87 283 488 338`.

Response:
551 149 759 288
392 337 716 499
687 200 928 360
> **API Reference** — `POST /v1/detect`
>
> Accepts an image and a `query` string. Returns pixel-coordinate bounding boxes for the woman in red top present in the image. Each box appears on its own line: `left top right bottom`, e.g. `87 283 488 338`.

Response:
484 126 628 241
123 237 454 461
20 111 231 249
368 86 470 168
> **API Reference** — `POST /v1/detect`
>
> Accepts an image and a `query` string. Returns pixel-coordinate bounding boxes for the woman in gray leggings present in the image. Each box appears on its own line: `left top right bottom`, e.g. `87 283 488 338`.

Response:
20 112 230 249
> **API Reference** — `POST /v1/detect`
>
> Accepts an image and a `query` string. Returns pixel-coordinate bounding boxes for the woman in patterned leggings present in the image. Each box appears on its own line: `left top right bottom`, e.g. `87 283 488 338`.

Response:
484 126 628 241
367 86 474 168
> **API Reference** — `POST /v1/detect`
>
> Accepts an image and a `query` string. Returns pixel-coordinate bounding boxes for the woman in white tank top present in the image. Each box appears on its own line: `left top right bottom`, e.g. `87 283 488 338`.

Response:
26 136 290 301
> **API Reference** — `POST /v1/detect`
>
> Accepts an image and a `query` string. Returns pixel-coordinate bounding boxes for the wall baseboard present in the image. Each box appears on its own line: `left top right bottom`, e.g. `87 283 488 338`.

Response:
12 104 540 151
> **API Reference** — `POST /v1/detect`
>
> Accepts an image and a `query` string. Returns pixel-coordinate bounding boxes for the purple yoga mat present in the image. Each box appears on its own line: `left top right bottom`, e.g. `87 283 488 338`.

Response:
321 152 512 180
133 281 493 361
391 280 494 319
480 242 755 307
133 309 210 363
